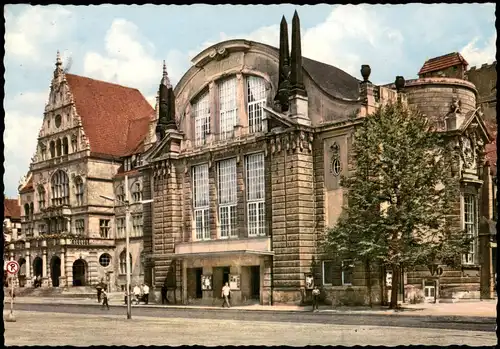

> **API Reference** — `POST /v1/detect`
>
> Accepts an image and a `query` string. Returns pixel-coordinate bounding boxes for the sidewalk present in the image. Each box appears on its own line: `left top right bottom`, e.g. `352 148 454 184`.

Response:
9 296 497 318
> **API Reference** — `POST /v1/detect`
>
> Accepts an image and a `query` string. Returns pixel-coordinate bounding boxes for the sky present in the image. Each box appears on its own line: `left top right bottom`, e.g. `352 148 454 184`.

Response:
3 3 496 198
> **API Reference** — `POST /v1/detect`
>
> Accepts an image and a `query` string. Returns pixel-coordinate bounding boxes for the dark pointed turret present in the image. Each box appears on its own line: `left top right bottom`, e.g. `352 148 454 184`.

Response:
289 11 306 96
156 61 177 140
274 16 291 112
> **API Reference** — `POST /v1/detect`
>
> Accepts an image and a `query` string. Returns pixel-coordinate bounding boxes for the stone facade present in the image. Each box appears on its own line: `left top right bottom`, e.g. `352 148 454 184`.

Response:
9 53 155 292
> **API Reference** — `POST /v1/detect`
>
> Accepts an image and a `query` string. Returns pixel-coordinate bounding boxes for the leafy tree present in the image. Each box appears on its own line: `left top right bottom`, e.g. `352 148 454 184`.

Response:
324 101 472 309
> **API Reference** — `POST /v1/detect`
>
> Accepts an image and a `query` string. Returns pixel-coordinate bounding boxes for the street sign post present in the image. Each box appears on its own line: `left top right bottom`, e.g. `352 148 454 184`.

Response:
6 260 20 322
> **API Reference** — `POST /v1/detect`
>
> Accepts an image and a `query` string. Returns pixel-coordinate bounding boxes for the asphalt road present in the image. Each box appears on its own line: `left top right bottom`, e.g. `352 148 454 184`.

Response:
14 302 496 332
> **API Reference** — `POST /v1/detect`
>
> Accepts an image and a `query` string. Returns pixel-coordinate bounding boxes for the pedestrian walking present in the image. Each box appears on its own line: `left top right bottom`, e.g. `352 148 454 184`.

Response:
221 282 231 308
161 284 168 304
133 284 141 305
312 285 320 312
142 283 150 305
96 279 103 303
101 289 109 310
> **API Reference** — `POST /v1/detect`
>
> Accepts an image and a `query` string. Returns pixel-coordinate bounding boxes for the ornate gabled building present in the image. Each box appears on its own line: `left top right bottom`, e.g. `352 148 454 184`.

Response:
142 12 496 306
12 52 155 290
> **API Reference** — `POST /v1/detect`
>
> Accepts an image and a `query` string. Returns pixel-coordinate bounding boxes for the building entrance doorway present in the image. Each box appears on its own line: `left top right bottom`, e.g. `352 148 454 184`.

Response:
250 266 260 299
18 258 26 287
33 257 43 277
195 268 203 298
72 259 87 286
51 256 61 287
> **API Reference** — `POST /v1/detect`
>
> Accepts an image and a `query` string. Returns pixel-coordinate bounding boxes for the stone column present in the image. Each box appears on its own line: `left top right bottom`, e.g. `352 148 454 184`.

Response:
182 259 188 305
42 250 49 287
66 217 71 234
235 73 246 135
59 250 67 288
208 82 217 140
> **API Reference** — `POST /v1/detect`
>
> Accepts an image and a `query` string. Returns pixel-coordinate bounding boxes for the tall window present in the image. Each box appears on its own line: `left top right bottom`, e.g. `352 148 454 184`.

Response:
247 76 267 133
193 164 210 240
62 137 69 155
218 158 237 238
116 217 126 238
38 186 46 210
132 214 143 237
194 92 210 146
75 177 84 206
75 219 85 235
38 224 46 235
342 260 354 285
99 219 111 238
218 77 238 140
29 203 34 220
56 139 62 157
50 141 56 158
24 204 30 219
119 251 133 274
116 185 125 203
322 261 334 285
246 153 265 236
463 194 477 265
132 182 142 203
51 170 69 206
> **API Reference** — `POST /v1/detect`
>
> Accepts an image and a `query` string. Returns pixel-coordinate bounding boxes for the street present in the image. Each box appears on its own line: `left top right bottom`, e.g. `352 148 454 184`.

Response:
3 303 497 346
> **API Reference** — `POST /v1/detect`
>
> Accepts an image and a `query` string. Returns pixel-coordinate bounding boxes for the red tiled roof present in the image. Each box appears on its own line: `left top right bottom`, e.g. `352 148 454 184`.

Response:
4 198 21 220
418 52 469 75
65 74 154 157
19 176 34 194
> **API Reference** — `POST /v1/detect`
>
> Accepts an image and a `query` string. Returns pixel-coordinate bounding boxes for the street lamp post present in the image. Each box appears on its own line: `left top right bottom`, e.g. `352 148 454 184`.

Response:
100 174 153 320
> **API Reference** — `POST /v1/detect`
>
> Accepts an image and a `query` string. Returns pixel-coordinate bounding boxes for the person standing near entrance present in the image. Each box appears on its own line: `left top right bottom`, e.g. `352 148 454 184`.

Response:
96 279 103 303
142 283 150 305
312 285 320 312
101 289 110 310
161 284 168 304
133 284 141 305
221 282 231 308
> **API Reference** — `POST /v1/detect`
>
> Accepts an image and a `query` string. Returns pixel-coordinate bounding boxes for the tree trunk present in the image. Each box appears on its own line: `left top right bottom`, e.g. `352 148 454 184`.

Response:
380 265 386 306
390 265 400 309
365 259 373 307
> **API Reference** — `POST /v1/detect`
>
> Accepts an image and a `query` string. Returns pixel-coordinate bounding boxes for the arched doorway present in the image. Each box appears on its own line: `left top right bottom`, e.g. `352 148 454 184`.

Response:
18 258 27 287
33 257 43 278
72 259 87 286
51 256 61 287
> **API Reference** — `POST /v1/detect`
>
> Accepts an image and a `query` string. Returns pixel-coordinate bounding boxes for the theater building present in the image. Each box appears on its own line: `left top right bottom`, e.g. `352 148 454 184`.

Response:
143 12 496 306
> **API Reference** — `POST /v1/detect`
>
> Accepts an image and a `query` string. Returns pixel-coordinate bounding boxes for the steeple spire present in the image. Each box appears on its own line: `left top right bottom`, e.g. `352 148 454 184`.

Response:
274 15 291 112
156 61 177 140
161 60 172 89
290 11 306 96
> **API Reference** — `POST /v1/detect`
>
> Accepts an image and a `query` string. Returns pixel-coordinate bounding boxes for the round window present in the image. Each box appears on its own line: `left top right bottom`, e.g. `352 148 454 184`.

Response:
331 158 341 176
55 114 62 128
99 253 112 267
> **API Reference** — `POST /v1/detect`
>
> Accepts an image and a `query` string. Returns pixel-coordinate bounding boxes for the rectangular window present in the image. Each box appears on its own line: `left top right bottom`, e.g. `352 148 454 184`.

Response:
132 214 143 237
247 76 267 134
463 194 477 265
75 219 84 235
38 224 46 235
342 260 354 285
99 219 110 238
246 153 265 236
194 92 211 146
193 164 210 240
217 158 238 238
116 217 125 238
322 261 334 285
218 77 238 140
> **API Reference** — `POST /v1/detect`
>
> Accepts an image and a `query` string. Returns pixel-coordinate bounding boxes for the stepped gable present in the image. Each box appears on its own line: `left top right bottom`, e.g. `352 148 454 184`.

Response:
418 52 468 75
4 198 21 220
65 74 154 157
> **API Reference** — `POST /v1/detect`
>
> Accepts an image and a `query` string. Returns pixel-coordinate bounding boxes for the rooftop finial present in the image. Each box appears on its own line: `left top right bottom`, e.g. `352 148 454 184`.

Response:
161 60 172 88
56 50 62 66
54 50 63 78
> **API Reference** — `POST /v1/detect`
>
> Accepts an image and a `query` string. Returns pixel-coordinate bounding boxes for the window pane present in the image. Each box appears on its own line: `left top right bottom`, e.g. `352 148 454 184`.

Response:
219 77 238 140
193 164 209 208
323 261 333 285
194 92 210 146
247 76 267 133
218 158 237 204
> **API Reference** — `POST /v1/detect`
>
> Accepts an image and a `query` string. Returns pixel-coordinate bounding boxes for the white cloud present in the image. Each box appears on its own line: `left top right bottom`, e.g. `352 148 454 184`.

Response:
3 91 48 196
460 33 497 67
83 19 188 92
4 5 74 62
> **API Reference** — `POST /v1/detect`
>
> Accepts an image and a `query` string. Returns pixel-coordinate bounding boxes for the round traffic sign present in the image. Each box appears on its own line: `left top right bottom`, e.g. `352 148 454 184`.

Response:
6 261 20 275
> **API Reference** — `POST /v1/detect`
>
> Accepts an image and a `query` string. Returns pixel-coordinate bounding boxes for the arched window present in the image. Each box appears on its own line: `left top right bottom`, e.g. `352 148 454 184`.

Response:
119 250 133 275
75 177 84 206
29 203 34 220
56 139 62 157
51 170 70 206
116 185 125 203
38 186 46 209
63 137 69 155
246 75 267 134
50 141 56 158
131 182 142 203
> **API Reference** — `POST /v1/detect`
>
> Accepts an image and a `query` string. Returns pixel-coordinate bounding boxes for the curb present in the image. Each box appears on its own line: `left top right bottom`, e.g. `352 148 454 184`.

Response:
12 300 497 321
